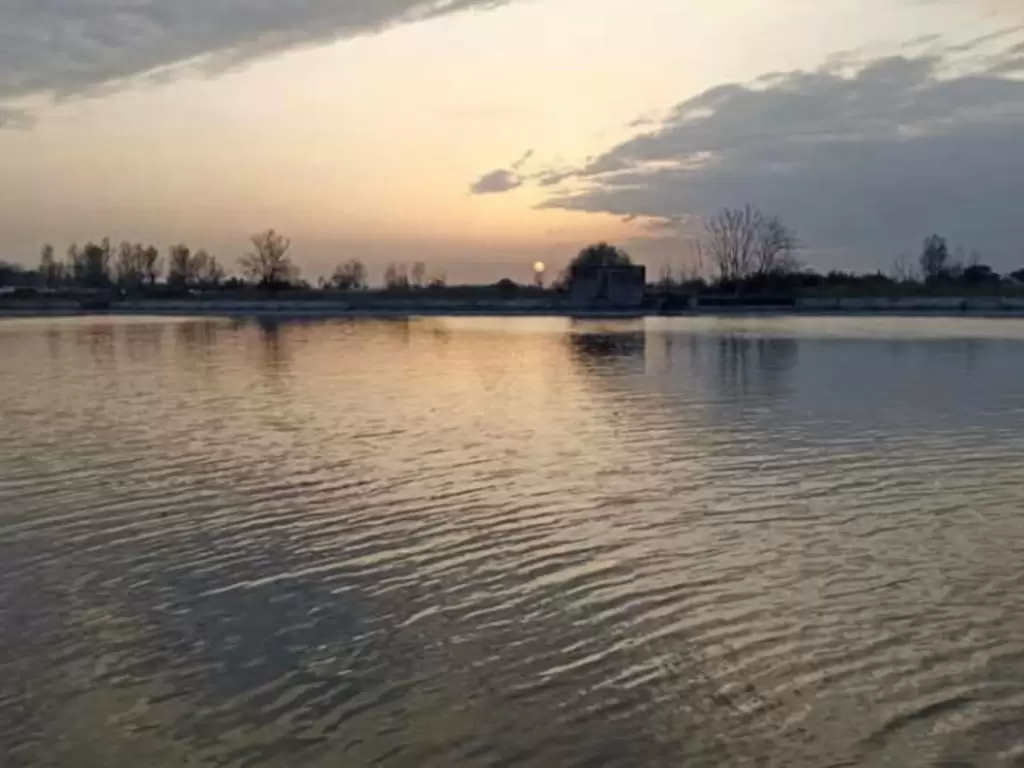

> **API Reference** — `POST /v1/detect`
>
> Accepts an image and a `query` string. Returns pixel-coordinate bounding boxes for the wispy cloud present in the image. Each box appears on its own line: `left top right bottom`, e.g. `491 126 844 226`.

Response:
511 149 534 171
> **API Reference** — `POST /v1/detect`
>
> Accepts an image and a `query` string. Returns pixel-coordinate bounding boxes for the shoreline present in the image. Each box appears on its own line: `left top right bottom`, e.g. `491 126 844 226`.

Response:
4 304 1024 320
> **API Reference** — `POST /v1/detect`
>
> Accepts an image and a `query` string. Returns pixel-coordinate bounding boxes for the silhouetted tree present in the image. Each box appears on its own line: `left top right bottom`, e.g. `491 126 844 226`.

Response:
112 242 160 290
961 263 1000 285
67 244 83 283
239 229 295 289
495 278 518 298
427 269 447 289
410 261 427 289
920 235 949 282
167 244 193 288
115 242 142 289
328 260 367 290
705 206 757 281
141 245 161 285
703 205 797 283
76 239 112 288
0 261 38 288
38 244 63 288
168 245 219 288
571 243 633 270
192 249 222 287
754 215 798 276
384 262 410 290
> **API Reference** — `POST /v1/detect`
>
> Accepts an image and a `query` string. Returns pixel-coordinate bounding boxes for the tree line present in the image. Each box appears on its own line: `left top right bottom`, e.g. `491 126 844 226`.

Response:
4 212 1022 296
0 229 449 293
656 205 1024 294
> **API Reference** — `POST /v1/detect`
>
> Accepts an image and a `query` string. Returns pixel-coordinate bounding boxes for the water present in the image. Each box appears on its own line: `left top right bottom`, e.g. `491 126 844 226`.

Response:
2 315 1024 767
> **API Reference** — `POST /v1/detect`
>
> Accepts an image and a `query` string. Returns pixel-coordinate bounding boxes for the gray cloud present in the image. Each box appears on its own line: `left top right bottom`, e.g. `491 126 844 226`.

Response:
469 168 522 194
469 148 539 193
525 37 1024 270
0 0 508 105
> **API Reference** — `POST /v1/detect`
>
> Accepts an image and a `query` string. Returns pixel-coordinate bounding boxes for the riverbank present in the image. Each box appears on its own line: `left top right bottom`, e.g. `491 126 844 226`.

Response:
4 295 1024 319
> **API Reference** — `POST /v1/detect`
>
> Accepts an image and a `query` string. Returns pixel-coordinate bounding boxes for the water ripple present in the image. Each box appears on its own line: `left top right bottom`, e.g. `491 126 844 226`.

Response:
3 316 1024 766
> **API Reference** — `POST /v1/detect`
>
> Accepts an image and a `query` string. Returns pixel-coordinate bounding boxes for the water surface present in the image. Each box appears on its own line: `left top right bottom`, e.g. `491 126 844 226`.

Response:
3 316 1024 767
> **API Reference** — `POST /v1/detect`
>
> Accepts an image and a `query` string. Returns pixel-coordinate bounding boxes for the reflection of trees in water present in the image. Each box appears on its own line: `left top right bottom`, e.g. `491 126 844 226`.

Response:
45 327 62 359
120 323 166 362
75 322 116 364
175 321 221 357
256 319 289 375
712 335 798 398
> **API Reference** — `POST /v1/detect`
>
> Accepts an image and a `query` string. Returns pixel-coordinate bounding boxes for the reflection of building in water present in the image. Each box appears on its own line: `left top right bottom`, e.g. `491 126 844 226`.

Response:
567 264 646 308
569 331 646 362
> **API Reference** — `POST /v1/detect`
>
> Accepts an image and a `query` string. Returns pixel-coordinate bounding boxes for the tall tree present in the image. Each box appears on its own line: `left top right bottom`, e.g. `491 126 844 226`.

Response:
80 240 112 288
704 205 797 282
410 261 427 289
384 263 409 290
920 234 949 282
167 244 193 287
115 242 143 289
38 244 62 288
192 249 223 287
570 243 633 271
239 229 295 288
328 260 368 290
68 243 85 284
141 246 161 285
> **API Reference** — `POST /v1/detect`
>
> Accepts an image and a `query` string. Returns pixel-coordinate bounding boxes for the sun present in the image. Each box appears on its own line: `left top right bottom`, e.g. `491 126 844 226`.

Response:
533 261 546 274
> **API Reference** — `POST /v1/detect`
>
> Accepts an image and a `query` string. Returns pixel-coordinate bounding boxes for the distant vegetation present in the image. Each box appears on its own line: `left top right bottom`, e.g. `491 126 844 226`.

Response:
2 212 1023 300
652 205 1024 297
0 229 450 296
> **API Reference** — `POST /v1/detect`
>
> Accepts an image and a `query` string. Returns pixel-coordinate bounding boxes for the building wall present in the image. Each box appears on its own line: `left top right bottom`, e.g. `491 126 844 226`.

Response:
568 265 646 308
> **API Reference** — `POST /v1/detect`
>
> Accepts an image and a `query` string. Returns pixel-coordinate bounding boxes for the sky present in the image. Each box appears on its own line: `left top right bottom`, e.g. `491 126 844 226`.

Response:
1 0 1022 283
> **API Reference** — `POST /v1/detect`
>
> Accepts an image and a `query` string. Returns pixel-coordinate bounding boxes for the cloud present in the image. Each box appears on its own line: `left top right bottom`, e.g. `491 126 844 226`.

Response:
469 169 523 195
0 107 32 129
519 35 1024 270
0 0 509 106
511 149 534 171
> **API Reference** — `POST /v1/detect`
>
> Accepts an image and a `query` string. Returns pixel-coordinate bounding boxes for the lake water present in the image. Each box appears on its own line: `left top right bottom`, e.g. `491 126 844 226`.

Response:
3 316 1024 767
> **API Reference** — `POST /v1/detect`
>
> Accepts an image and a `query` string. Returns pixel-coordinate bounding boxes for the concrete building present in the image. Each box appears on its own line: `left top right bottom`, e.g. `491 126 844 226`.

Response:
567 264 647 308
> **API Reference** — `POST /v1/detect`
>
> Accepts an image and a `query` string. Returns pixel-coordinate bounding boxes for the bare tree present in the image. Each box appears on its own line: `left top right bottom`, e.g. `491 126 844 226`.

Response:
920 234 949 282
192 249 223 287
410 261 427 289
328 259 367 290
68 243 84 284
168 245 219 288
141 246 161 285
704 206 758 281
115 241 145 289
239 229 295 288
167 244 193 287
657 264 674 289
38 244 63 288
754 215 798 275
703 205 797 282
77 239 111 288
890 253 916 283
384 262 409 290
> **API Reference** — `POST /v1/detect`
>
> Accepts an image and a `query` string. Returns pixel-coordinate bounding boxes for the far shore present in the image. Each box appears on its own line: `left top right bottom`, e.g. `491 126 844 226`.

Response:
4 297 1024 320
